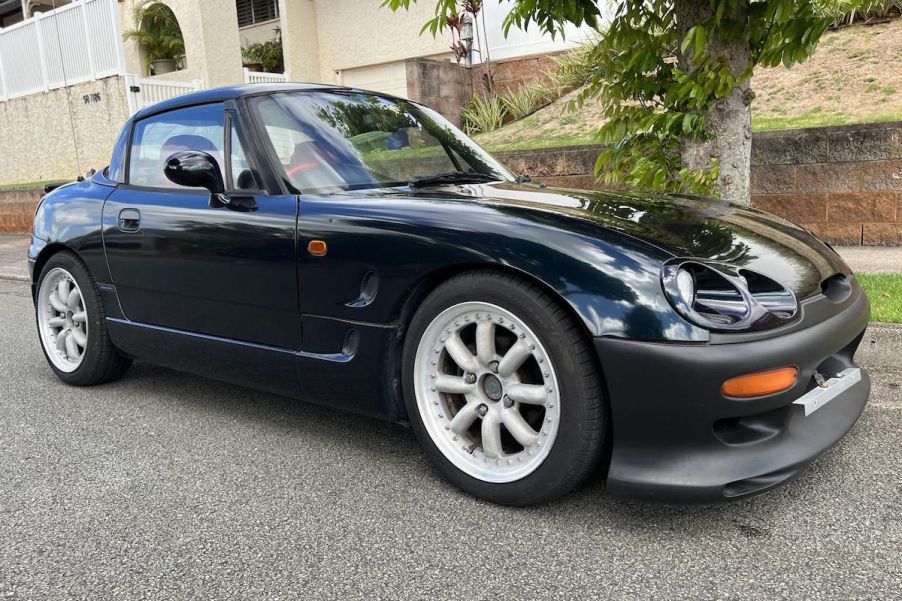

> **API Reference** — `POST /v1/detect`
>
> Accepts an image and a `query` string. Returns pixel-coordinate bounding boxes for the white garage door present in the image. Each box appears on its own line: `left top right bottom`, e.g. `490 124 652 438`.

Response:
340 61 408 98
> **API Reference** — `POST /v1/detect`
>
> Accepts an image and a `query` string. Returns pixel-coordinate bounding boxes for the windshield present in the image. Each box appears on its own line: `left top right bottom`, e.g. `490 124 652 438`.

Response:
251 91 514 193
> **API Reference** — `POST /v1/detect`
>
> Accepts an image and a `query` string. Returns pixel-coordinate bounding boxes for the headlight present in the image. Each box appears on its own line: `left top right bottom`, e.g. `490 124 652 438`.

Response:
675 269 696 307
661 260 798 332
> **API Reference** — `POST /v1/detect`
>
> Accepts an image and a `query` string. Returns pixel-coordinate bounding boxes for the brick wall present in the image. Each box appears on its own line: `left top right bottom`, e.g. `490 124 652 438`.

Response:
495 121 902 246
470 52 561 96
0 188 43 234
406 58 471 127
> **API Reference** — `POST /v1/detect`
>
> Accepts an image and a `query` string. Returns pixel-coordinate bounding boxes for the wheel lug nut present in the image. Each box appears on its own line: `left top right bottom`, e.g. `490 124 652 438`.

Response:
464 373 476 384
488 361 499 373
503 396 514 408
477 404 488 417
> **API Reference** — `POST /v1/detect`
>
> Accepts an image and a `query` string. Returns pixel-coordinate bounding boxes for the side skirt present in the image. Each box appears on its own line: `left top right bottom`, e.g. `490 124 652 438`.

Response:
105 317 403 421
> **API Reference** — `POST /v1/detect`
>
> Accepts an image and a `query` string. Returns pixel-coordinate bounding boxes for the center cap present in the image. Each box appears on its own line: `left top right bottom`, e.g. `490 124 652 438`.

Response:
482 374 503 401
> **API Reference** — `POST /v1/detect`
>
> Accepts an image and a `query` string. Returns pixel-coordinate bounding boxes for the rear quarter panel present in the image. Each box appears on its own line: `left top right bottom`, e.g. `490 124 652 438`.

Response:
32 176 115 286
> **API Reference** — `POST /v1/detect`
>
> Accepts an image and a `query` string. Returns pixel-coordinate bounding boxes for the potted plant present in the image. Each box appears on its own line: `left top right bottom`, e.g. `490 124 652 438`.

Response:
242 28 284 73
124 1 186 76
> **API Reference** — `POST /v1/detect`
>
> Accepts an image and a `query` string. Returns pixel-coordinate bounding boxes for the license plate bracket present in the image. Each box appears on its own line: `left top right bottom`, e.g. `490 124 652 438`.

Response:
793 368 861 416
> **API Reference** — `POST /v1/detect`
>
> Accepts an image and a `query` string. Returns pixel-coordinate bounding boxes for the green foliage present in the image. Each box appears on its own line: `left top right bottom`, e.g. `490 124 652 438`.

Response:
123 1 185 62
500 85 551 119
462 94 506 133
382 0 864 197
242 28 284 73
543 41 597 96
583 1 852 194
824 0 901 26
381 0 602 37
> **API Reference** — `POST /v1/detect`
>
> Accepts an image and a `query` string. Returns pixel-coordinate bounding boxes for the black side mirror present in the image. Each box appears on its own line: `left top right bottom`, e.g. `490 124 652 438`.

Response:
164 151 230 206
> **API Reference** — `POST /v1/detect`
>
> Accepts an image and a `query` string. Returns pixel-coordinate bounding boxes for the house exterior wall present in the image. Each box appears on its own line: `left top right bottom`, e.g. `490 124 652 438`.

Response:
118 0 243 86
309 0 452 85
0 75 128 186
277 0 320 83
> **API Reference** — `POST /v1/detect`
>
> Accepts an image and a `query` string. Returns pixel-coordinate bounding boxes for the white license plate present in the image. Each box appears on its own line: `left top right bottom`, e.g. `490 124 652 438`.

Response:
793 368 862 416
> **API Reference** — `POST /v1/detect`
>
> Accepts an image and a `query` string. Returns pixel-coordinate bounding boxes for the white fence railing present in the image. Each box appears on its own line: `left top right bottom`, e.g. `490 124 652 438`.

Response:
0 0 124 101
244 68 287 84
124 75 203 115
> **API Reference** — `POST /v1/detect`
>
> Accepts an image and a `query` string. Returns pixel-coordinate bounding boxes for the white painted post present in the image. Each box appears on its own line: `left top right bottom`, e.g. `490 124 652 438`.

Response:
0 51 7 102
32 12 50 92
108 0 127 76
192 79 203 91
243 67 250 84
80 0 96 80
123 73 139 115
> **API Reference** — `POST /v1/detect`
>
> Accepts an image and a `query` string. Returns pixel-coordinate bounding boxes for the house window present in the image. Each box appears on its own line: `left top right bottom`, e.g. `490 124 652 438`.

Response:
236 0 279 27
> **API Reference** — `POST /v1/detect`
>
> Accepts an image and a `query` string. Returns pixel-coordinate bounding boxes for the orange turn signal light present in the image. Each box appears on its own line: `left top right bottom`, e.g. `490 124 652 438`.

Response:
721 367 798 398
307 240 328 257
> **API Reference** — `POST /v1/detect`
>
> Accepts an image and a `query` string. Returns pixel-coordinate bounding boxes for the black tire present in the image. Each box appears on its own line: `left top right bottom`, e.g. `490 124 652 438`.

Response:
402 270 607 505
35 252 132 386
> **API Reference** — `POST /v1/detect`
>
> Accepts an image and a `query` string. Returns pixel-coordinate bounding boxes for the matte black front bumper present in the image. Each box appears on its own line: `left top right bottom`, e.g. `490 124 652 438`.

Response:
594 288 871 503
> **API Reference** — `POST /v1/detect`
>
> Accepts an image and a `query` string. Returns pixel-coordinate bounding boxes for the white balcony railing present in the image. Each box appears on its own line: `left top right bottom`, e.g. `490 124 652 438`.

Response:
0 0 125 102
124 75 203 115
243 68 287 84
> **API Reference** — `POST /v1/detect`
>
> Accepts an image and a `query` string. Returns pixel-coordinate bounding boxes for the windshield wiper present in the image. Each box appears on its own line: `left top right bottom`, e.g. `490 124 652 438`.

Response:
408 171 499 188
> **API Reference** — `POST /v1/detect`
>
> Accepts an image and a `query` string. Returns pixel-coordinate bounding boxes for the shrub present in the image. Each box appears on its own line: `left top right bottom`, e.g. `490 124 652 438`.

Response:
825 0 901 26
545 40 598 95
462 94 506 134
242 28 284 73
500 85 548 120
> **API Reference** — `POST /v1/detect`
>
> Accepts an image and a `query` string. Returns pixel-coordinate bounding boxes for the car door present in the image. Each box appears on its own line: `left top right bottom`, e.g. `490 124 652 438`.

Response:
102 101 300 350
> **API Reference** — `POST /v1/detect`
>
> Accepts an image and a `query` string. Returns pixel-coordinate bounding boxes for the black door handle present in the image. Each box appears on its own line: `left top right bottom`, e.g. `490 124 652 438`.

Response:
118 208 141 232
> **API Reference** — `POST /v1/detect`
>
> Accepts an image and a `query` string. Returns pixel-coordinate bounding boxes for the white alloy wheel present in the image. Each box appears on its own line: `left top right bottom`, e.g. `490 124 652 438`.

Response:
413 301 561 483
36 267 89 373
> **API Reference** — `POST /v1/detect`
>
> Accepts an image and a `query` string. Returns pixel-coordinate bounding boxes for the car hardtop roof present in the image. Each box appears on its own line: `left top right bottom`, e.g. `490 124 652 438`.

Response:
131 82 404 121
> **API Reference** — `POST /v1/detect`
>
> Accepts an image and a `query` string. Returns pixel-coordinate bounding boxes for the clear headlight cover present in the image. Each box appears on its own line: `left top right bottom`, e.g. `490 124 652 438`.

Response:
661 260 799 332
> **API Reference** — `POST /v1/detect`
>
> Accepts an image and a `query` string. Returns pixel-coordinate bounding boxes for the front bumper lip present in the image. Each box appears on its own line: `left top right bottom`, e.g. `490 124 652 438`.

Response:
594 286 871 503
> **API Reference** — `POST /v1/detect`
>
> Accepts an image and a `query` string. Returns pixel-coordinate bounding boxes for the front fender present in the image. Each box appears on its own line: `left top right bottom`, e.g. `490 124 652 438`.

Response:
297 192 707 343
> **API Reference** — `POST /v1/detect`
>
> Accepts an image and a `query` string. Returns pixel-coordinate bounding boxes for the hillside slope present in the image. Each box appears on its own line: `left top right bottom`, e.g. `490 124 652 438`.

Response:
475 18 902 151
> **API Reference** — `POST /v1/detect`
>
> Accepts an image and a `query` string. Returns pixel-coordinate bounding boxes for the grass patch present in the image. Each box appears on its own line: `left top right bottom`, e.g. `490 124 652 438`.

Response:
477 132 597 152
858 274 902 323
751 110 902 131
0 180 66 191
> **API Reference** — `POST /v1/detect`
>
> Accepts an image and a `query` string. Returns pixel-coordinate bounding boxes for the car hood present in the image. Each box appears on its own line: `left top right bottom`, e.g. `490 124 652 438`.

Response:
441 182 850 300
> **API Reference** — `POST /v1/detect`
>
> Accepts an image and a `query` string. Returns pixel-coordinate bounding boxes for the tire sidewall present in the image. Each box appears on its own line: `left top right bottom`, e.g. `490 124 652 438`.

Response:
402 272 603 505
36 252 108 385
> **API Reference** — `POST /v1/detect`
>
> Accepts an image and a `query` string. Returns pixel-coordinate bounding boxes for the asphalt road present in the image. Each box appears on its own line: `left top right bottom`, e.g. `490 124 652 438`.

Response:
1 278 900 600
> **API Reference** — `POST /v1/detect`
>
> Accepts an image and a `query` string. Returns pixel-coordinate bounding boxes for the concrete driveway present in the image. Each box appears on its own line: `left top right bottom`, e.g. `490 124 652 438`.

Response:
1 277 900 600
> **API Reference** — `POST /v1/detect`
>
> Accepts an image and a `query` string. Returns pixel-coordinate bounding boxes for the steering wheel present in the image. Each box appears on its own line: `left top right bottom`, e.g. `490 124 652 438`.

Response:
285 161 321 178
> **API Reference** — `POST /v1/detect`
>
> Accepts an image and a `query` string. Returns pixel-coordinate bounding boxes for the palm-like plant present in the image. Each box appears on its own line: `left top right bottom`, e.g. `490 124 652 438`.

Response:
123 1 185 62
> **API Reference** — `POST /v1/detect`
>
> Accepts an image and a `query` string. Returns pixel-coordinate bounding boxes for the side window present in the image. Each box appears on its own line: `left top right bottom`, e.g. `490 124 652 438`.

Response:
108 123 131 183
230 123 259 191
128 103 225 189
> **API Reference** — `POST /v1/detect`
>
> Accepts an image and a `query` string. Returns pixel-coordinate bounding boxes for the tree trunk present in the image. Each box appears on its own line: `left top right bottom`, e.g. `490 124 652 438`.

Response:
674 0 754 205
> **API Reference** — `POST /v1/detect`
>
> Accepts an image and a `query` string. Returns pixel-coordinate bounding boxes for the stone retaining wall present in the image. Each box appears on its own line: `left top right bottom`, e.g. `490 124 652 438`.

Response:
3 123 900 245
750 122 901 245
0 76 129 187
495 121 902 246
406 58 471 127
0 188 43 234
